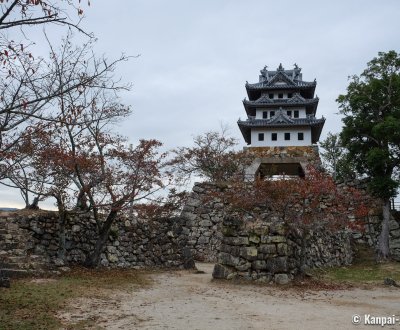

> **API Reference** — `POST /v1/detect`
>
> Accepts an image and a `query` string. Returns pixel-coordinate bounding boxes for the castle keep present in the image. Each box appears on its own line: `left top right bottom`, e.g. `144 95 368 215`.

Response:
238 64 325 178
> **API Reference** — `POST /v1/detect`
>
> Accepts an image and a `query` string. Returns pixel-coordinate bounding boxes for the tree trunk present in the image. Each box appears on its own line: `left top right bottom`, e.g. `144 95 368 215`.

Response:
54 195 67 261
22 189 30 209
299 232 308 275
377 198 391 261
26 196 40 210
76 189 89 211
84 210 118 268
57 208 67 260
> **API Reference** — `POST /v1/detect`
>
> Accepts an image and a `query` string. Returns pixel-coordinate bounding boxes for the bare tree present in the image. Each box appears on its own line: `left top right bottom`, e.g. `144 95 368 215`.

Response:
170 129 252 184
0 0 89 33
1 34 132 260
0 0 93 176
0 32 131 177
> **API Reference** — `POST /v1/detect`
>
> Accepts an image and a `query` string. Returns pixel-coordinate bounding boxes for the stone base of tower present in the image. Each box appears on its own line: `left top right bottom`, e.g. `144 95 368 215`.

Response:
244 145 322 179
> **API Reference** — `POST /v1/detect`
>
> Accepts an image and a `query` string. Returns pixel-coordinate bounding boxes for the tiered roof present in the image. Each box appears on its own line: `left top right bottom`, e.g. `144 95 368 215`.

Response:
245 64 316 100
237 64 325 145
242 93 319 117
238 109 325 144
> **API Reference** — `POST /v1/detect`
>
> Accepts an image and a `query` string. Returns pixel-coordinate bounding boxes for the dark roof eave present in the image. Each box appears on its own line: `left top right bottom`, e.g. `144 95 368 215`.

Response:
243 97 319 107
311 119 325 143
245 82 316 91
245 84 316 100
237 121 251 144
238 118 325 144
243 102 319 117
237 118 325 128
242 99 254 117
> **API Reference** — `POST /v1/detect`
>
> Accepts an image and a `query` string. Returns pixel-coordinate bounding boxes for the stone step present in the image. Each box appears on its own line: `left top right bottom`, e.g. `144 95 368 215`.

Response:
1 224 22 230
0 260 49 270
29 254 48 260
0 242 21 250
2 256 27 264
10 249 26 256
0 262 25 270
0 268 32 278
0 236 29 244
0 232 29 237
1 246 50 271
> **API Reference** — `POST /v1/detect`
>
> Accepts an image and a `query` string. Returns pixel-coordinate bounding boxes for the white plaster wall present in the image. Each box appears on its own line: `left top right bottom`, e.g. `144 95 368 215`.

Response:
255 107 307 119
250 127 312 147
261 92 291 99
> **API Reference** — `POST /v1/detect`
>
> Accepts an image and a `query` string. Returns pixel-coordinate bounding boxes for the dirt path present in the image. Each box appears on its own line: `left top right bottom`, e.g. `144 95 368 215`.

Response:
60 263 400 330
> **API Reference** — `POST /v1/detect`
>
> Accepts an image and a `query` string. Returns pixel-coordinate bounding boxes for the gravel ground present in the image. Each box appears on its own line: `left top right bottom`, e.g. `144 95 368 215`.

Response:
59 263 400 330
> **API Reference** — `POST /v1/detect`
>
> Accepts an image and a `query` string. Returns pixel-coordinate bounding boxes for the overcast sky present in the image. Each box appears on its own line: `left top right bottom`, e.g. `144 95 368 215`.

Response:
2 0 400 208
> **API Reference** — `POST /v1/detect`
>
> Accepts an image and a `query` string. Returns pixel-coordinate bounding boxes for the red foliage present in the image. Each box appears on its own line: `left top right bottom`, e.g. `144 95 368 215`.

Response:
223 165 369 234
169 130 252 183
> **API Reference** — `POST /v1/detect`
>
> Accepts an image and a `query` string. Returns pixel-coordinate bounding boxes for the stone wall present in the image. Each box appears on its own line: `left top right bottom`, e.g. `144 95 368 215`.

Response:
179 183 225 262
0 210 193 274
212 216 352 284
355 211 400 260
180 180 400 281
180 181 355 265
391 211 400 260
244 146 323 178
0 212 50 276
2 178 400 279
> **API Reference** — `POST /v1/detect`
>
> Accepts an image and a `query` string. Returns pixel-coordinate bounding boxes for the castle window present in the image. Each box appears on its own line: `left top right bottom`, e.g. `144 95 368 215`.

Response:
284 133 290 140
262 111 268 119
270 111 275 117
269 93 274 99
271 133 277 141
278 93 283 99
258 133 264 141
294 110 299 118
288 93 293 98
286 110 292 117
298 132 304 140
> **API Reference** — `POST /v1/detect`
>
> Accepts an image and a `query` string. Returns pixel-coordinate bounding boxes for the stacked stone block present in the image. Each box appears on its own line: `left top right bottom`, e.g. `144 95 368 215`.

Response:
0 212 51 277
180 183 224 261
0 211 192 274
212 216 352 284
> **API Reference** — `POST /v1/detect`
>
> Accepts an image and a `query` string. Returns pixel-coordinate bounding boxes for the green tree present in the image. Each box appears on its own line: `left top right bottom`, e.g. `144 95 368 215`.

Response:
319 132 357 181
320 132 343 180
337 50 400 260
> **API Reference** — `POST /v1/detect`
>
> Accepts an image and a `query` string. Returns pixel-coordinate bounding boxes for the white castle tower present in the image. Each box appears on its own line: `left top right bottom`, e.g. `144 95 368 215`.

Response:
238 64 325 178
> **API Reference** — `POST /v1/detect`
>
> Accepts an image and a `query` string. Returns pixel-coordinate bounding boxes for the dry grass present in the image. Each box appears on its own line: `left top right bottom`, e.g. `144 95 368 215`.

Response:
312 244 400 285
0 268 150 330
316 261 400 284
